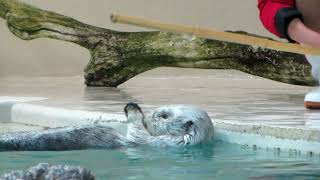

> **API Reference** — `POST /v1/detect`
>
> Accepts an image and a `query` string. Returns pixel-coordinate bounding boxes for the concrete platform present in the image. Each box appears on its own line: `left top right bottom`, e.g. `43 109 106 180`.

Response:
1 68 320 153
0 122 44 133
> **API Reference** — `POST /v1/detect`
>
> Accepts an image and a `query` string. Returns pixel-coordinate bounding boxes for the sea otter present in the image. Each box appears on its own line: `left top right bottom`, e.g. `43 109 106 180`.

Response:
0 103 214 151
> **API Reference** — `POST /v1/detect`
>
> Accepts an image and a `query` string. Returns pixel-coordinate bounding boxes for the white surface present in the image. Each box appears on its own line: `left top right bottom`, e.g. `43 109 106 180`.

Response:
11 103 126 128
0 96 47 102
0 96 47 123
0 122 44 133
304 87 320 102
215 129 320 154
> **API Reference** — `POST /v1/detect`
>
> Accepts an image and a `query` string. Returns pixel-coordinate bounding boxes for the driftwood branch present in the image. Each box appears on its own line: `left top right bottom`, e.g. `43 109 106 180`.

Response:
0 0 314 87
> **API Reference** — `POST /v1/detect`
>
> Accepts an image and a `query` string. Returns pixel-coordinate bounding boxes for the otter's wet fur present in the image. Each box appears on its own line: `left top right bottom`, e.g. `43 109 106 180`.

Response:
0 103 214 151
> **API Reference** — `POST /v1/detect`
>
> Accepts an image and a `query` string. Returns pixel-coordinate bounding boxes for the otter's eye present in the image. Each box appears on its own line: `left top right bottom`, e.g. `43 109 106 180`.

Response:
160 113 168 119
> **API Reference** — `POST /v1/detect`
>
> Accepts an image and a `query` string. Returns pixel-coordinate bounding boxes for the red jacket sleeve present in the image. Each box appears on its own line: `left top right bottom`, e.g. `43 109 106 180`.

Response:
258 0 303 40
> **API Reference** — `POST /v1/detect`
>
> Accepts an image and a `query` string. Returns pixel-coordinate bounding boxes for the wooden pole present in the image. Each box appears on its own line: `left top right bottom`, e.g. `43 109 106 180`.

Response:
111 13 320 55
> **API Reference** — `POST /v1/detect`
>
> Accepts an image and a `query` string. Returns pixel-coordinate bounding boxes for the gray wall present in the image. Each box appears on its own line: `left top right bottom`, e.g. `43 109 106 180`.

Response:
0 0 274 77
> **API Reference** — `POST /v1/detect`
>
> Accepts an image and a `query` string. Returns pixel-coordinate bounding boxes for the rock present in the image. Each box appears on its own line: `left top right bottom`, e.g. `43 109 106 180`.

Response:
0 163 95 180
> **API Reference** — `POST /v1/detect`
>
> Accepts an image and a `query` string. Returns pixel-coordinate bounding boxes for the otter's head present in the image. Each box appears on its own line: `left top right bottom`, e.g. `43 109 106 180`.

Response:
124 103 214 146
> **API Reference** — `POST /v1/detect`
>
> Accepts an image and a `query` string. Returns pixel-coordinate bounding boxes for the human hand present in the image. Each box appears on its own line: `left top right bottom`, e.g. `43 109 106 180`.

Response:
288 18 320 48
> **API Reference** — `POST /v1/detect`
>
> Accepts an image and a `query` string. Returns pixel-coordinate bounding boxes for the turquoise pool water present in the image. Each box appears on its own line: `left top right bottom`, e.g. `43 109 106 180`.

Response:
0 141 319 179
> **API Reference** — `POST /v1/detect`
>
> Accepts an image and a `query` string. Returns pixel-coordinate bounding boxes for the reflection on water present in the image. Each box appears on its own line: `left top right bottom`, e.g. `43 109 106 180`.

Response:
0 141 319 179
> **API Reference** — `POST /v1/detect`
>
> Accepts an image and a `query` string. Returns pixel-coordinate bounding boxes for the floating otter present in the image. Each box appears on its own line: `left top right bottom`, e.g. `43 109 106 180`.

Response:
0 103 214 151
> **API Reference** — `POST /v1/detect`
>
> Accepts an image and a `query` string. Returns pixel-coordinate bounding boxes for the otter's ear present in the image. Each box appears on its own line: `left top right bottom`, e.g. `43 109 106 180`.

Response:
182 121 194 132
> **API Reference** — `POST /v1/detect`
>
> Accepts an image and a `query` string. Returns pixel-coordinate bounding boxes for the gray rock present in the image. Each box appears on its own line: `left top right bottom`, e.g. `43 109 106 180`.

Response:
0 163 95 180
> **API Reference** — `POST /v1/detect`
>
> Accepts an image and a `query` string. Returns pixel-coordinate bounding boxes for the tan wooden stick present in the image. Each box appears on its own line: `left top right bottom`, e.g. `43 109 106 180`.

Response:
111 13 320 55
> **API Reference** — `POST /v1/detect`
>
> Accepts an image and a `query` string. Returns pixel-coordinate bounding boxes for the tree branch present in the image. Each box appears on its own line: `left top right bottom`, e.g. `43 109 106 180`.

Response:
0 0 314 87
0 0 114 49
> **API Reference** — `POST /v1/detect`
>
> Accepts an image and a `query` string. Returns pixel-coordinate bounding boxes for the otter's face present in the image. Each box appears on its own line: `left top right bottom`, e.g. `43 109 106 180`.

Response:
143 105 214 145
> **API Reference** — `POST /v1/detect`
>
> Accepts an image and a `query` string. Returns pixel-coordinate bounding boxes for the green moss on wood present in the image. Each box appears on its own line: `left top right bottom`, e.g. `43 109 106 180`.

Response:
0 0 315 87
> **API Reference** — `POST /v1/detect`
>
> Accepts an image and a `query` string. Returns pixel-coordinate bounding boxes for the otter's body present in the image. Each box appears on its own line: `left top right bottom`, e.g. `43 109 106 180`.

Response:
0 103 214 151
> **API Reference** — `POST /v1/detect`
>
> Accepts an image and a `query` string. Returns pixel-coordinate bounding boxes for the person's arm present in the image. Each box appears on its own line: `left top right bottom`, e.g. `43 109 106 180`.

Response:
287 18 320 48
258 0 320 48
258 0 297 38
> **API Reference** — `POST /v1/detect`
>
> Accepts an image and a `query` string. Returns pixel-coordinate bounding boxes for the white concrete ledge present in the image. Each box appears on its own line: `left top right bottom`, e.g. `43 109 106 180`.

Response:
215 129 320 154
214 121 320 154
11 103 126 128
0 98 127 133
0 96 48 123
0 122 44 133
0 101 16 123
214 121 320 142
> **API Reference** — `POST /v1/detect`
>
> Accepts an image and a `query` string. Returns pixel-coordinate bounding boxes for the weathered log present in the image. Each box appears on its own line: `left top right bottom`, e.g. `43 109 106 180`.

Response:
0 0 315 87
